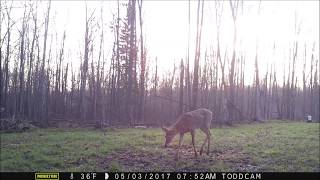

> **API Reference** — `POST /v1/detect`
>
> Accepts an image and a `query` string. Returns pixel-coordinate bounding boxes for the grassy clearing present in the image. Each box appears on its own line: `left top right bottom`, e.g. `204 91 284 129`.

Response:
1 121 319 172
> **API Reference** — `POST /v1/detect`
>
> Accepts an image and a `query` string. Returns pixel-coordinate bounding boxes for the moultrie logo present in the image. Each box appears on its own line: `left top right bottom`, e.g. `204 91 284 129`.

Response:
35 172 59 180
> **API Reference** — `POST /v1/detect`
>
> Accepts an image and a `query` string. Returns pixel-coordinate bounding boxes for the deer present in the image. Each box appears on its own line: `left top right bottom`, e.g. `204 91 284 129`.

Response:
161 108 212 160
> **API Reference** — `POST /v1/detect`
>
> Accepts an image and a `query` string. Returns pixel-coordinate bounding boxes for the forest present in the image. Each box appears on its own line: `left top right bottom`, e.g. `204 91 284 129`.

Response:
0 0 319 129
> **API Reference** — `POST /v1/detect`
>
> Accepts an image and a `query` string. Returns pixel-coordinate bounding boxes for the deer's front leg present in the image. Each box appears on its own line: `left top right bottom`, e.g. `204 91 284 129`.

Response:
176 133 184 160
191 130 198 158
207 130 211 155
200 137 208 155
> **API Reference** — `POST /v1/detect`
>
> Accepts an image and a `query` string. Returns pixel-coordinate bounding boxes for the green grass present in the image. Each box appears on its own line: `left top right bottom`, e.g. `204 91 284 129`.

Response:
1 122 319 172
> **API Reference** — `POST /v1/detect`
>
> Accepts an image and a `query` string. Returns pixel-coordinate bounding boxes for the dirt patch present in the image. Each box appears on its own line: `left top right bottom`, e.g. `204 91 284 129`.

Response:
101 145 255 171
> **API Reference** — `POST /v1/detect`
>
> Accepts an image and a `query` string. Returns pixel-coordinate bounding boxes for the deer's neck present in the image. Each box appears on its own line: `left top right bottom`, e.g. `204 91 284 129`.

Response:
168 117 182 134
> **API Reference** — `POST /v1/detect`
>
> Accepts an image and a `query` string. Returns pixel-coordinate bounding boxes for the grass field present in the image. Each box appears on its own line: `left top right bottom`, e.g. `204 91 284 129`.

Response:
1 121 319 172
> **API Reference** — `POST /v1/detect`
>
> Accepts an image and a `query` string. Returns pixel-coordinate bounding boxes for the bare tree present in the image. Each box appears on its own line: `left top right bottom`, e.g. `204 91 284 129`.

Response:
39 0 51 125
126 0 137 126
185 0 192 110
137 0 146 123
228 0 241 122
253 45 261 121
2 2 13 117
192 0 204 110
179 58 184 114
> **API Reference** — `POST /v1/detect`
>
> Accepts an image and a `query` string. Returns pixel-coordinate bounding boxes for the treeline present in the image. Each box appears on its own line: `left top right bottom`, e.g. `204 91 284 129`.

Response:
0 0 319 128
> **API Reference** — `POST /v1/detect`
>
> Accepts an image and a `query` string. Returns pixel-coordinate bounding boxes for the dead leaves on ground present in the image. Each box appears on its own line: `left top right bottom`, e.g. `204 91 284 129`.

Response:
102 145 255 171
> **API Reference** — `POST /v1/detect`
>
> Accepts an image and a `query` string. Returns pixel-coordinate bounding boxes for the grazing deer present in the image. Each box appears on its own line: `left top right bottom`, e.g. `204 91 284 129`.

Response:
161 108 212 160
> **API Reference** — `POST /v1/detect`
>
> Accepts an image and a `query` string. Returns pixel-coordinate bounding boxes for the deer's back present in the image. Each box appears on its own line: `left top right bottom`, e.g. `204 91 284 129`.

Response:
176 108 212 132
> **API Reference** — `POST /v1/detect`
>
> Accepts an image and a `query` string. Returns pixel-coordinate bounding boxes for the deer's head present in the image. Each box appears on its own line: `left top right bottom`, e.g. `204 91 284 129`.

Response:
162 126 176 148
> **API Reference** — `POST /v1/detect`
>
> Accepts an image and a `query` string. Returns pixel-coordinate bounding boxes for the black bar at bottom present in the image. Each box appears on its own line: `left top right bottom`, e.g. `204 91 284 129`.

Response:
0 172 319 180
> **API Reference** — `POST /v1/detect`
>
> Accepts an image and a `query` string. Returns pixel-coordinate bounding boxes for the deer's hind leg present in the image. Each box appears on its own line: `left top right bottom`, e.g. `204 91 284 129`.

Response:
200 128 211 155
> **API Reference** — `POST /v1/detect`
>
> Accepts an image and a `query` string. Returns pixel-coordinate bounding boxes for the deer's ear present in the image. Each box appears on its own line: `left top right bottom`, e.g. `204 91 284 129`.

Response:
162 126 168 132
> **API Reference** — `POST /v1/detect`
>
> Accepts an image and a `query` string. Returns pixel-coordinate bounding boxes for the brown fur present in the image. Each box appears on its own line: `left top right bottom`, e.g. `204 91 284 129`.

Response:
162 108 212 160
